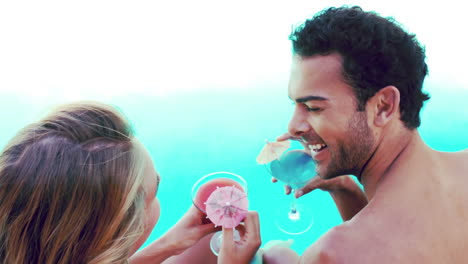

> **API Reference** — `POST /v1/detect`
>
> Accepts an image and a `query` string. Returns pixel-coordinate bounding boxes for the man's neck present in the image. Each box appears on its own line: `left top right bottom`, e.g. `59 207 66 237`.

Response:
359 127 419 200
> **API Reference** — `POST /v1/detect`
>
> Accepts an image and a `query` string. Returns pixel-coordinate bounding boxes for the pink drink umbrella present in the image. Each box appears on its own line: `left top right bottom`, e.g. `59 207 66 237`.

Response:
205 186 249 228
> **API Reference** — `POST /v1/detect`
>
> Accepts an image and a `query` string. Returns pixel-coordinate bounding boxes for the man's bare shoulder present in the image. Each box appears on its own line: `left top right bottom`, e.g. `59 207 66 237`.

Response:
458 149 468 176
299 222 363 264
455 148 468 154
298 216 402 264
447 149 468 170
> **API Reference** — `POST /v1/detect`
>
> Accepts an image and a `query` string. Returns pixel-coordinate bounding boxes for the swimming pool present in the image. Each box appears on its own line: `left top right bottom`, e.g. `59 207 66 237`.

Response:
1 82 466 256
1 0 467 256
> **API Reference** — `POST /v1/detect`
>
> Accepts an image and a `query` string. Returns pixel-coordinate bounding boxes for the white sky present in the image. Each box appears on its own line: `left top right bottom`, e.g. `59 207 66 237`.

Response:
0 0 466 105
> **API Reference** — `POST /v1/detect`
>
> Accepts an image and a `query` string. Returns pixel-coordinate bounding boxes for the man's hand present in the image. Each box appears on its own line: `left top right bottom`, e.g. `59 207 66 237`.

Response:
274 133 368 221
272 174 356 198
272 173 359 198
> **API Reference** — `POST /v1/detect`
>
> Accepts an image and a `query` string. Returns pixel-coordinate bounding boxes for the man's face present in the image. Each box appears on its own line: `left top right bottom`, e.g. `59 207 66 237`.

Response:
288 54 374 180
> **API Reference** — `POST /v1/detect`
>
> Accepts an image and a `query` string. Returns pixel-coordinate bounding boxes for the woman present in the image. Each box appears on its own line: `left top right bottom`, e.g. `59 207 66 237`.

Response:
0 102 260 264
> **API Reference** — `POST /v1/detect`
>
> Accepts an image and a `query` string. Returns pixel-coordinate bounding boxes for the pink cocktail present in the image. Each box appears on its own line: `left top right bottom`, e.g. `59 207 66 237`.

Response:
190 171 248 256
193 177 245 213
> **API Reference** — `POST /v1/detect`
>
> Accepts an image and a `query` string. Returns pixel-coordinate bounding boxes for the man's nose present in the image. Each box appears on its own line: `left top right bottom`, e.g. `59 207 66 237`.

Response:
288 108 311 137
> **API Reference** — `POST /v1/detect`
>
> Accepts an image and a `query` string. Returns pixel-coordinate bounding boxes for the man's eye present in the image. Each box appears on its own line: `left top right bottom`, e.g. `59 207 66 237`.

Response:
304 104 321 112
307 107 321 112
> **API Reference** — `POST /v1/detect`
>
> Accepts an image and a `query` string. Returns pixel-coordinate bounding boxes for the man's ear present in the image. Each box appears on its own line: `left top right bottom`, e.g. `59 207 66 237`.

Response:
371 86 400 127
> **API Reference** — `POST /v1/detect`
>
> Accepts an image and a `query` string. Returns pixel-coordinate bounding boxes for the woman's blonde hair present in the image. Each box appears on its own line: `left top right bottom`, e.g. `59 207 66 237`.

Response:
0 102 148 263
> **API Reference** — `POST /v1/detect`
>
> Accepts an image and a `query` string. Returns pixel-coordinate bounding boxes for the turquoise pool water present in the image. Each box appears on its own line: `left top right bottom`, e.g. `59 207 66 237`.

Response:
1 82 466 255
1 1 467 256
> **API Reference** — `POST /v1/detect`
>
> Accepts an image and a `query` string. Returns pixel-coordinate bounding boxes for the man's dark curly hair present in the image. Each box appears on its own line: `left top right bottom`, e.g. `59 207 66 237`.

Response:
290 6 430 129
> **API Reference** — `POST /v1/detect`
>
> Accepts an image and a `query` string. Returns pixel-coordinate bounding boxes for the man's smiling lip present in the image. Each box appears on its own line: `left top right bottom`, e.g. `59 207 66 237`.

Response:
300 136 327 151
310 145 328 161
301 137 328 161
308 143 327 152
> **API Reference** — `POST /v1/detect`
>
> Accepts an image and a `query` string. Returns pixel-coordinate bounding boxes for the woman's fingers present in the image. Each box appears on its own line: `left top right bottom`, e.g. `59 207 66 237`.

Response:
223 227 234 241
236 223 247 237
244 211 261 245
197 221 220 236
218 211 261 264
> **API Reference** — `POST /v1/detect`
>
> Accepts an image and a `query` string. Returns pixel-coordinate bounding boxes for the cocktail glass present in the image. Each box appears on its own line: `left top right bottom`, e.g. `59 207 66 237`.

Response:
262 139 315 235
191 171 248 255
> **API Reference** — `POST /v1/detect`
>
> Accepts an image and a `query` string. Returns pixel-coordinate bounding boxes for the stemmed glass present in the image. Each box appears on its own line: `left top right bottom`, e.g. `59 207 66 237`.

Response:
191 171 248 256
263 139 315 235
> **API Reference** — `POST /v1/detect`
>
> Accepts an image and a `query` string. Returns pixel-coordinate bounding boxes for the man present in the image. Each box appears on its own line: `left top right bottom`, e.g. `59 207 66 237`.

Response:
269 5 468 263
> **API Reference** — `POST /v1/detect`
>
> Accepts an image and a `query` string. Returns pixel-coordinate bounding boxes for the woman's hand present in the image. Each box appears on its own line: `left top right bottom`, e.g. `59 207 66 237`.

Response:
162 205 220 255
218 211 261 264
